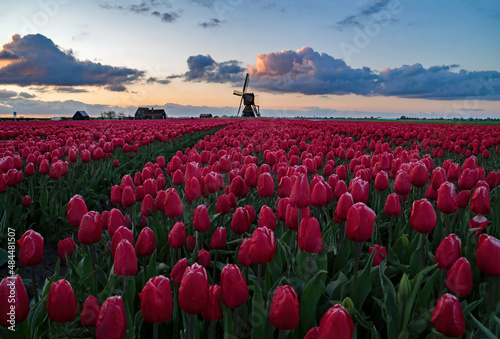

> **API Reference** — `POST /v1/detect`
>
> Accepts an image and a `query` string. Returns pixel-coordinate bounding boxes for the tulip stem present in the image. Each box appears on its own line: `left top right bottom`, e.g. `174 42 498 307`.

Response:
189 313 195 339
257 264 262 286
278 329 284 339
438 269 446 297
234 307 239 338
419 233 426 271
444 214 450 236
90 244 98 295
142 256 147 287
30 266 39 304
352 242 360 305
307 252 312 281
389 217 394 246
338 221 345 252
153 323 159 339
212 250 218 279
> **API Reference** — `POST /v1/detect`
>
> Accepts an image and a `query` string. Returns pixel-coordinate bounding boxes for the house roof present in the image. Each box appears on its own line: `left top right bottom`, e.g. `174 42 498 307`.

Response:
75 111 89 117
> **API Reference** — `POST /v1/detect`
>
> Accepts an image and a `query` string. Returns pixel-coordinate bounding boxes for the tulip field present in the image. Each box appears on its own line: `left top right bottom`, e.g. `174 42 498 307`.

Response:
1 118 499 339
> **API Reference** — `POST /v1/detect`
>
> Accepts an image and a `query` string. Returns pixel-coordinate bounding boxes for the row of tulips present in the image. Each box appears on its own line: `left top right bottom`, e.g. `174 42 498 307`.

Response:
1 119 499 338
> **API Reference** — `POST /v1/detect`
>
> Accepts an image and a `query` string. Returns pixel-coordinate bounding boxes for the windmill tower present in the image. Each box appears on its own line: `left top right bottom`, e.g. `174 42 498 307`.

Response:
233 73 260 117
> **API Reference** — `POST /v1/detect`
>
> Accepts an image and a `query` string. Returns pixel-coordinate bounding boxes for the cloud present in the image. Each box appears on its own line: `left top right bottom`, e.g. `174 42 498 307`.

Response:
54 87 89 93
199 18 222 28
153 11 180 23
19 92 36 98
147 76 171 84
0 89 18 99
101 1 180 22
183 54 246 83
189 0 216 8
333 0 397 31
0 34 144 90
180 46 500 100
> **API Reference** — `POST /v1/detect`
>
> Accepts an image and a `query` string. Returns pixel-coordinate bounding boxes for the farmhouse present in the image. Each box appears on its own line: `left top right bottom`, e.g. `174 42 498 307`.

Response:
135 107 167 119
200 113 213 119
73 111 89 120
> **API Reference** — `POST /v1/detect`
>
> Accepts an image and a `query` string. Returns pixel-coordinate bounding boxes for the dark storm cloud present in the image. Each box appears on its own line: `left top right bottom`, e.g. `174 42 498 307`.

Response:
0 34 144 90
183 54 246 83
0 89 18 99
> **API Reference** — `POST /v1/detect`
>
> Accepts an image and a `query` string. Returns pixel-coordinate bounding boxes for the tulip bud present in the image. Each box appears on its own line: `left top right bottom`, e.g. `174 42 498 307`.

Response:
78 211 102 245
334 192 354 224
437 182 458 214
269 285 300 330
341 297 355 315
210 227 226 249
135 227 156 257
435 234 461 269
170 258 189 285
114 239 138 277
249 226 276 264
0 275 29 327
81 295 100 327
398 273 411 303
298 217 323 253
164 188 183 218
168 221 186 249
96 296 127 339
318 304 354 339
431 294 465 338
476 234 500 276
67 194 88 227
179 263 209 314
139 276 173 323
197 248 211 268
202 285 223 321
193 204 210 232
410 199 437 234
369 244 387 267
21 195 31 207
346 202 375 242
47 279 78 323
18 230 44 266
446 257 473 297
290 174 311 209
58 237 76 261
220 264 248 309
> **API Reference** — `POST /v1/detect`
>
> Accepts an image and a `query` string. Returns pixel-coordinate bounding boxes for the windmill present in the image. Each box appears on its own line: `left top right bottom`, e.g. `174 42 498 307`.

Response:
233 73 260 117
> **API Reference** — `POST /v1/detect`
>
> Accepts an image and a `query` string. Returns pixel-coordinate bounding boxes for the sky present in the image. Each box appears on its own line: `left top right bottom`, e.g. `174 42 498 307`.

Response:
0 0 499 119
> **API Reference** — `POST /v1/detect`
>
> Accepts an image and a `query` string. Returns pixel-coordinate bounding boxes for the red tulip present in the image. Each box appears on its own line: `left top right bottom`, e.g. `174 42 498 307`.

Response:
269 285 300 330
58 237 76 261
202 285 223 321
244 204 257 223
290 174 311 209
141 194 156 217
108 208 126 237
431 167 447 191
431 294 465 337
447 163 461 181
470 186 490 215
278 176 292 198
114 239 137 277
334 180 348 200
305 327 320 339
197 248 211 268
21 195 31 207
249 226 276 264
476 234 500 276
435 234 461 270
18 230 44 266
81 295 100 327
96 296 127 339
67 194 88 227
231 207 250 234
47 279 77 323
170 258 189 285
348 177 369 203
110 185 122 205
369 245 387 266
135 227 156 257
172 169 184 186
384 193 401 217
185 177 201 201
310 180 328 207
238 238 253 267
258 205 277 231
346 203 375 242
168 221 186 249
220 264 248 309
216 194 232 215
0 275 29 327
334 192 354 224
257 172 274 197
374 171 389 191
318 304 354 339
469 215 488 236
206 228 225 252
410 162 429 187
121 186 135 208
112 226 133 257
437 182 458 214
193 204 210 232
164 188 183 218
298 217 323 253
78 211 102 245
394 170 411 196
410 199 436 234
179 263 209 314
139 276 173 323
457 190 470 209
446 257 473 297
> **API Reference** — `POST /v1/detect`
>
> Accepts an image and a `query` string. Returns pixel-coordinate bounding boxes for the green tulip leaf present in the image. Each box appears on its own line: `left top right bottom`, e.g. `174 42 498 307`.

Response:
251 282 267 339
300 270 327 332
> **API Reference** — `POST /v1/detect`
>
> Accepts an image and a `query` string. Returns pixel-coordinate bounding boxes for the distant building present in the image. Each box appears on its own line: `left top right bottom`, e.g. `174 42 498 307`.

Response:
73 111 89 120
200 113 212 119
135 107 167 119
